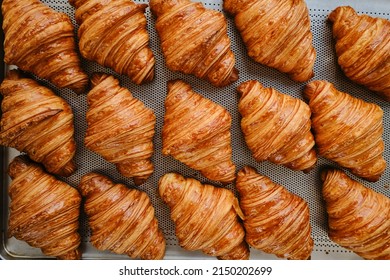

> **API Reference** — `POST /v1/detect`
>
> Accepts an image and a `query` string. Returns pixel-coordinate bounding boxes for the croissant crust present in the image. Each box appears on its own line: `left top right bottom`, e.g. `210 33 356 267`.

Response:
223 0 316 82
7 155 81 260
322 169 390 260
304 80 386 182
2 0 88 93
150 0 238 87
238 80 317 172
79 172 166 260
0 70 77 177
159 172 249 260
328 6 390 100
84 73 156 185
236 166 313 260
162 80 236 184
69 0 155 85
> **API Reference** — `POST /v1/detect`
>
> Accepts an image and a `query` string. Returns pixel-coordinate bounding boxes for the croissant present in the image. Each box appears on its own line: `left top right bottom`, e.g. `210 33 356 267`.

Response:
79 172 166 260
236 166 313 259
69 0 155 85
84 73 156 185
328 6 390 100
238 80 317 172
7 155 82 260
150 0 238 87
162 80 236 184
322 168 390 259
2 0 88 94
304 80 386 182
159 172 249 259
223 0 316 82
0 70 77 177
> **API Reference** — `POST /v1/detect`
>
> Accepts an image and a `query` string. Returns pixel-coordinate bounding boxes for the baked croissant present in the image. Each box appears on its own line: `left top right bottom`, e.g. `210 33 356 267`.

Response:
328 6 390 100
0 70 77 177
159 172 249 259
236 166 313 259
2 0 88 94
223 0 316 82
322 168 390 259
79 172 166 260
304 80 386 182
162 80 236 184
7 155 82 260
238 80 317 172
69 0 155 85
150 0 238 87
84 73 156 185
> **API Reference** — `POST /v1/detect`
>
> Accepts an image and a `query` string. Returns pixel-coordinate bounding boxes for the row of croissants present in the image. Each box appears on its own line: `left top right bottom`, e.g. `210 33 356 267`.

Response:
1 0 389 99
0 71 387 184
7 155 390 260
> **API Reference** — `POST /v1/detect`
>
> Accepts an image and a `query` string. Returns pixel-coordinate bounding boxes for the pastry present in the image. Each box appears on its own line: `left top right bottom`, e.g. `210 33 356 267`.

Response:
150 0 238 87
84 73 156 185
238 80 317 172
162 79 236 184
159 172 249 260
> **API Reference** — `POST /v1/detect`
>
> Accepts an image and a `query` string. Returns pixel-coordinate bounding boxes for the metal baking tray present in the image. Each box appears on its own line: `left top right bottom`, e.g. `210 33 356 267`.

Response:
1 0 389 260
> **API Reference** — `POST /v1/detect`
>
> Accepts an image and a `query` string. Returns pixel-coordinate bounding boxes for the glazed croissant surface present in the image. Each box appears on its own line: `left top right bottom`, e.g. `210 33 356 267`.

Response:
322 169 390 260
69 0 155 85
236 166 313 260
159 172 249 260
0 70 77 177
2 0 88 94
79 172 166 260
162 80 236 184
150 0 238 87
223 0 316 82
328 6 390 100
304 80 386 182
7 155 82 260
84 73 156 185
238 80 317 172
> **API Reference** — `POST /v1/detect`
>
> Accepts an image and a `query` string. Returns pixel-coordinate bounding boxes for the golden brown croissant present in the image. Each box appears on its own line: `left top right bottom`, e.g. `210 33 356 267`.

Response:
0 70 77 177
159 172 249 260
238 80 317 172
150 0 238 87
223 0 316 82
162 80 236 184
236 166 313 260
79 172 166 260
7 155 82 260
304 80 386 182
328 6 390 100
84 73 156 185
2 0 88 94
69 0 155 85
322 168 390 259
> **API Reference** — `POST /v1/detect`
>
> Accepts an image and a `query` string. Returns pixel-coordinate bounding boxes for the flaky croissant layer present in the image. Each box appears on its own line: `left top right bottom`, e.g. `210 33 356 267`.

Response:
8 155 82 260
2 0 88 93
150 0 238 87
85 73 156 185
159 172 249 260
162 79 236 184
236 166 313 260
223 0 316 82
79 172 166 260
328 6 390 100
238 80 317 172
69 0 155 85
322 169 390 260
304 80 386 182
0 70 77 177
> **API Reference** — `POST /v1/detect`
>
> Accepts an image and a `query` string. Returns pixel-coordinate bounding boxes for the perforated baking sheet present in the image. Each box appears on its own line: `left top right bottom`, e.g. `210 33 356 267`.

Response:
1 0 389 260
